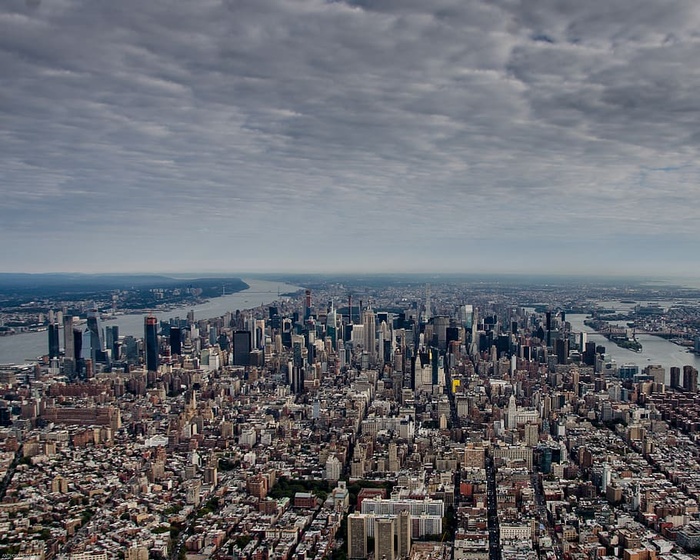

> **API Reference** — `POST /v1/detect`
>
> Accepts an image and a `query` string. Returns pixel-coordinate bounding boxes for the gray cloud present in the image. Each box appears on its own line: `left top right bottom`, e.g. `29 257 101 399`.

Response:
1 0 700 275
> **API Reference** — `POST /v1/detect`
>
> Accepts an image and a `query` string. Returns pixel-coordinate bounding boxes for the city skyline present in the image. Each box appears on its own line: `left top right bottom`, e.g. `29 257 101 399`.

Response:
2 0 700 275
3 267 700 557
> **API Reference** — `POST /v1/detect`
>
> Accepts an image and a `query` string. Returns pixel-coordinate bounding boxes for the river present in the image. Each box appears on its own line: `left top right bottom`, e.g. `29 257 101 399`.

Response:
567 313 700 384
0 278 303 365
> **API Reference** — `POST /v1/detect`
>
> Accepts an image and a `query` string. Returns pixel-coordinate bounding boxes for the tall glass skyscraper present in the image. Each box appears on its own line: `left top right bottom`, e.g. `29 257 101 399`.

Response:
144 316 159 372
84 309 105 363
48 322 60 359
233 330 251 366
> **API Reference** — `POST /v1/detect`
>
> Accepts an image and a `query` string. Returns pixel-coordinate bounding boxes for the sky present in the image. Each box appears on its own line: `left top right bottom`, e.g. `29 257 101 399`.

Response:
2 0 700 277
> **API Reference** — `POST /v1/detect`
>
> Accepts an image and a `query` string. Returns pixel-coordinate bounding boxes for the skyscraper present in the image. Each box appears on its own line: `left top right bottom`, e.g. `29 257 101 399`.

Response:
123 336 138 364
293 339 303 368
217 332 229 352
48 322 60 360
347 513 368 559
63 315 75 361
670 366 681 389
82 309 106 364
363 308 376 361
398 511 411 558
105 325 119 360
144 316 159 372
170 326 182 356
431 348 439 387
304 289 312 320
233 330 251 366
375 517 396 560
507 393 517 430
433 316 449 351
72 325 84 377
327 304 337 348
583 341 596 366
73 327 83 360
683 365 698 393
555 338 569 364
424 283 431 322
290 365 304 394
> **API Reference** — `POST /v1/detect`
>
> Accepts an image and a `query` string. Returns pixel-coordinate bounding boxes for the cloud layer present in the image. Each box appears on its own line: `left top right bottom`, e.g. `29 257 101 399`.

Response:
2 0 700 275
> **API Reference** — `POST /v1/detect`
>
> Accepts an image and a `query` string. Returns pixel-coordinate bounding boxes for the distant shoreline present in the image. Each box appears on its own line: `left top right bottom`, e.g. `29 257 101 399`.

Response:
0 276 250 329
0 278 302 364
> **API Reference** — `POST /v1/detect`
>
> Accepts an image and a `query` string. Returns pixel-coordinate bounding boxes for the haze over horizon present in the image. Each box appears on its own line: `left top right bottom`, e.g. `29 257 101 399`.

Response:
2 0 700 276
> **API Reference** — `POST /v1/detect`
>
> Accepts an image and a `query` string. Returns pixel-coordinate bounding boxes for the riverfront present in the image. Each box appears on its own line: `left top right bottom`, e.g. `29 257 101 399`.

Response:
567 313 700 384
0 278 303 365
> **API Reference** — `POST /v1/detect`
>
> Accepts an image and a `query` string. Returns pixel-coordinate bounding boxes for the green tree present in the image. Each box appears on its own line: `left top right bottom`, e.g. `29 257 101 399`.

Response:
235 535 253 549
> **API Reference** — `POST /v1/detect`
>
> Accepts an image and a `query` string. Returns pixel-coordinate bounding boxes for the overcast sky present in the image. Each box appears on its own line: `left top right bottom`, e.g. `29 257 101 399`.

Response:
2 0 700 277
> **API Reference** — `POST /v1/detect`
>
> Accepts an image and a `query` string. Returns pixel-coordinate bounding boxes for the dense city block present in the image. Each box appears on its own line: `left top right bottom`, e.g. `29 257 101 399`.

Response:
1 276 700 560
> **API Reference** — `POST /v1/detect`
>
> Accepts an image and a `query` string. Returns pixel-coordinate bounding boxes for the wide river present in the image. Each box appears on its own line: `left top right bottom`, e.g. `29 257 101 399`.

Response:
567 313 700 384
0 278 303 365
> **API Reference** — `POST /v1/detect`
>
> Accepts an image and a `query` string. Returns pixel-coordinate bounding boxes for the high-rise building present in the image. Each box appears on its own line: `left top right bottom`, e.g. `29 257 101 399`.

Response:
348 513 368 559
85 309 105 363
170 326 182 356
424 284 431 322
375 517 396 560
290 365 304 394
388 442 398 473
643 364 665 385
507 394 517 430
670 367 681 389
432 316 449 351
233 330 251 366
81 329 94 365
48 322 60 359
325 455 342 481
105 325 119 360
555 338 569 364
304 289 312 320
446 326 461 348
327 304 338 348
524 422 539 447
217 332 229 352
579 331 587 350
209 325 218 346
464 444 486 469
292 339 304 368
255 319 266 351
684 366 698 393
618 364 638 380
431 348 439 387
144 316 159 372
73 327 83 360
363 308 376 360
123 336 138 364
397 511 411 558
63 315 75 361
583 341 596 366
